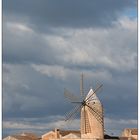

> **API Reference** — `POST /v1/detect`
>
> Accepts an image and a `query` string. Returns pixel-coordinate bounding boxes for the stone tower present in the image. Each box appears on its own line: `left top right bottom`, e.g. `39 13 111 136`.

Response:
81 88 104 139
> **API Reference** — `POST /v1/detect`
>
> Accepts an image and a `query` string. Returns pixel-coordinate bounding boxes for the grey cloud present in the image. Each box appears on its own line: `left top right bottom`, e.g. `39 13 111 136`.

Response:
3 17 137 72
3 22 55 65
3 0 136 29
3 64 74 118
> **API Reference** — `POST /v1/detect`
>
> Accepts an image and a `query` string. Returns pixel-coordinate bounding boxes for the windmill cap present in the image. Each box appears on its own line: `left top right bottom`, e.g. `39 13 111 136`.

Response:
85 88 101 104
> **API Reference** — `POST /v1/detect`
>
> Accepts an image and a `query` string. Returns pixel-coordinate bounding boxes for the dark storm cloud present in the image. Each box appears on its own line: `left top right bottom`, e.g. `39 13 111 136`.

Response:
3 64 137 120
3 0 136 29
3 17 137 70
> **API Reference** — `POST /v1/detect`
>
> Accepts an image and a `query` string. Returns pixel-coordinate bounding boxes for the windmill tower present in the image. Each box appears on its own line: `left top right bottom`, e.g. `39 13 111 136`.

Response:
64 74 104 139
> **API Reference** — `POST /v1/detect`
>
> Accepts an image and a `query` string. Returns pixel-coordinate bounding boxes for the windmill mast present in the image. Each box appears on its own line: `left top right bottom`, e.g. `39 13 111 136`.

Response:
80 73 84 97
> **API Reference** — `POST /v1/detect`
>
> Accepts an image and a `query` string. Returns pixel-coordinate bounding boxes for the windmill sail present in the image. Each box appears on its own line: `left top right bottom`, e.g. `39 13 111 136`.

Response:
64 74 104 139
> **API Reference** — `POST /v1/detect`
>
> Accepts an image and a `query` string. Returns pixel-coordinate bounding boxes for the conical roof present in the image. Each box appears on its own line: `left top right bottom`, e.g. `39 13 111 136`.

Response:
85 88 101 104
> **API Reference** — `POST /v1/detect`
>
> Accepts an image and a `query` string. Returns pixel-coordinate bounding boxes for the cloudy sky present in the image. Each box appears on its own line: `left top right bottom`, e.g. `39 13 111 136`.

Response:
3 0 137 137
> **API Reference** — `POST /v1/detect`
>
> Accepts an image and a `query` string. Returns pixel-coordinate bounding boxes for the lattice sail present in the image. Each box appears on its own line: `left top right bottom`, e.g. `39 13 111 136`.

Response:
64 74 104 139
81 106 91 134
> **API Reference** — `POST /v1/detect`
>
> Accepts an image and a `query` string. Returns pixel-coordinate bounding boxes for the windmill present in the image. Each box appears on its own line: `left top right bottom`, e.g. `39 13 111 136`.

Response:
64 74 104 139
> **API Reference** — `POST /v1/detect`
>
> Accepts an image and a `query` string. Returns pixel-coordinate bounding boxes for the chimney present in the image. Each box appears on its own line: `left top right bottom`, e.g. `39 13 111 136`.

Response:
55 128 60 139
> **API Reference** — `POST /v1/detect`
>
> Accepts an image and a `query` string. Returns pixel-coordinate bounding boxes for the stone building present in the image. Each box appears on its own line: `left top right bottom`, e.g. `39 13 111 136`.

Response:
42 128 121 140
42 129 80 140
120 128 138 140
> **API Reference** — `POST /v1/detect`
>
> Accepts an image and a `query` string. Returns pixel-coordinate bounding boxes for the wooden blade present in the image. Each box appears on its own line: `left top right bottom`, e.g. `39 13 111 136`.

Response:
86 104 103 126
84 106 86 133
81 106 91 134
92 106 104 118
64 89 80 102
92 106 103 121
65 107 81 128
65 104 82 121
